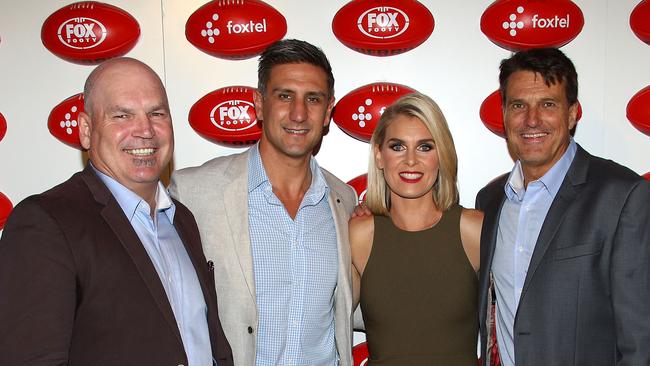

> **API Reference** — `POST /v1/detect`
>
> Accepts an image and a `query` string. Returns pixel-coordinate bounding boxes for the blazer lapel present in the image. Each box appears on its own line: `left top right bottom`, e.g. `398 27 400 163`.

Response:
483 192 505 280
174 208 232 360
222 153 256 302
80 166 184 348
520 146 590 299
173 209 210 298
479 183 506 322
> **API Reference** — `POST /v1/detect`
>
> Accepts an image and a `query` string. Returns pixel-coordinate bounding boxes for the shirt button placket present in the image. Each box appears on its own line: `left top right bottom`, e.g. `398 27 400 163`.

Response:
287 225 302 363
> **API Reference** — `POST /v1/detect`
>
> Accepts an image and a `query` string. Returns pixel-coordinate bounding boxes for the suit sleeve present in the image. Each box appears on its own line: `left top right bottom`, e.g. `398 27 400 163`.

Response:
611 180 650 364
475 188 485 211
475 180 494 212
0 199 76 365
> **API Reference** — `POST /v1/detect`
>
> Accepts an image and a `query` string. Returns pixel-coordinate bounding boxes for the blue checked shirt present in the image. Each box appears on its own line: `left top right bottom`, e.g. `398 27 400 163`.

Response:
247 145 339 366
93 166 213 366
492 139 577 366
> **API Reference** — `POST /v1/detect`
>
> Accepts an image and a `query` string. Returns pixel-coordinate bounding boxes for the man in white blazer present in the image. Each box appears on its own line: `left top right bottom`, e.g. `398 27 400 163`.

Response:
169 39 356 366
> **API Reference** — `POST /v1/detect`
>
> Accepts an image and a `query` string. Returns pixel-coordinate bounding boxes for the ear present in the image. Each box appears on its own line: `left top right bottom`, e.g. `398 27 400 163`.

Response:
253 89 264 122
78 111 92 150
502 103 516 140
323 96 335 128
568 102 578 130
374 143 384 170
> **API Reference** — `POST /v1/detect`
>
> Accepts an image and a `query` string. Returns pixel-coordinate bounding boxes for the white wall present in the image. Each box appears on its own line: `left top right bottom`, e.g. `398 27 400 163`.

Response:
1 0 647 215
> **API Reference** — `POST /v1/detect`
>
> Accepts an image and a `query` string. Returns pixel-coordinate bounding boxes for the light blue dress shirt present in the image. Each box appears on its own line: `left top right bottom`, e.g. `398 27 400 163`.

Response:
492 139 577 366
93 167 213 366
247 145 339 366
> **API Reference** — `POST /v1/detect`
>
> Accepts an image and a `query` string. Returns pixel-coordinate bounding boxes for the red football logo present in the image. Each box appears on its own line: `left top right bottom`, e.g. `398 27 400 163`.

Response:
0 191 13 230
643 172 650 181
630 0 650 45
347 174 368 204
481 0 584 51
189 86 261 147
332 0 434 56
627 85 650 136
352 341 369 366
41 1 140 64
333 82 416 142
0 112 6 142
479 89 582 138
186 0 287 60
48 93 84 149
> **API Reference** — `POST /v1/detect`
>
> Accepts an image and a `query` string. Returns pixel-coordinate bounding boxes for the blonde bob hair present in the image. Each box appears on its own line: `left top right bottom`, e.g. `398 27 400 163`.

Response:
365 92 459 215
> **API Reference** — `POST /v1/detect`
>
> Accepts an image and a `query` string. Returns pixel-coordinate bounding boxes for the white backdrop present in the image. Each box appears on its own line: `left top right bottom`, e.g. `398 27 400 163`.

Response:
0 0 648 347
1 0 649 214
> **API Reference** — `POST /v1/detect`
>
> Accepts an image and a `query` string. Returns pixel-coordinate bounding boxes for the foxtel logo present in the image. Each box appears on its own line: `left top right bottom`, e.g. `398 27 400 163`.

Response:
210 100 256 131
57 17 107 49
531 14 570 28
502 6 571 37
226 19 267 34
201 14 268 44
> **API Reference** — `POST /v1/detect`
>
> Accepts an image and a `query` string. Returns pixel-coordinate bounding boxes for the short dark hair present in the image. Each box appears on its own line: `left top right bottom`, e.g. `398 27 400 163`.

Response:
499 48 578 107
257 39 334 98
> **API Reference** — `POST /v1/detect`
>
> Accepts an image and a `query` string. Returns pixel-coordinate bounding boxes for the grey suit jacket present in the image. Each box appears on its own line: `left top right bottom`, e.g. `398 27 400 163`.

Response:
476 145 650 365
169 149 357 366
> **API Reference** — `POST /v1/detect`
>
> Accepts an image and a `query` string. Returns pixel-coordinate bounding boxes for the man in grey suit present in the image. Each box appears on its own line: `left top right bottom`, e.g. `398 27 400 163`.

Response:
476 48 650 365
169 39 356 366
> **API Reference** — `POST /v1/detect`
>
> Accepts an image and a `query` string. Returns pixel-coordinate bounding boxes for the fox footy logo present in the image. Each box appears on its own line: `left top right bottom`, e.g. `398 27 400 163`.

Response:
210 100 256 132
57 17 107 49
333 0 433 56
358 6 409 39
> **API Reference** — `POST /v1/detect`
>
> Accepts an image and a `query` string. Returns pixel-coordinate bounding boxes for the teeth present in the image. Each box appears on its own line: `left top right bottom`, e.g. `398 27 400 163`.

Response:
522 132 546 138
400 172 422 179
125 148 155 156
285 128 308 135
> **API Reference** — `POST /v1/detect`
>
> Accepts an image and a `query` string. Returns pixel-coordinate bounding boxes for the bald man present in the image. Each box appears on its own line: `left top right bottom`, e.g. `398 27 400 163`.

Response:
0 58 233 366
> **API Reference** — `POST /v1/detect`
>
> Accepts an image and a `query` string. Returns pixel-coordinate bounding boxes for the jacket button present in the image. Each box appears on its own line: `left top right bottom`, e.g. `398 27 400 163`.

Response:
248 326 254 334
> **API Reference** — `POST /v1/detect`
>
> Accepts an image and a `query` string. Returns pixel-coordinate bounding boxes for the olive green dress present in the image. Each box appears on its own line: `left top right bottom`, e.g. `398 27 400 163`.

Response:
360 204 478 365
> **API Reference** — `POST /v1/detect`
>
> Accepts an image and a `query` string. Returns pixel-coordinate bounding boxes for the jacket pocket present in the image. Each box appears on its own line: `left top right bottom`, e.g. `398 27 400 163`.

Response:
555 242 602 260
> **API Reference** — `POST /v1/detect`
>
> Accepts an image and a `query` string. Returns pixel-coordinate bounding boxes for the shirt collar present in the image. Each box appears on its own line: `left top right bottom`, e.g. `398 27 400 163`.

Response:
91 163 175 221
248 144 268 193
504 161 526 202
247 143 329 204
504 138 577 202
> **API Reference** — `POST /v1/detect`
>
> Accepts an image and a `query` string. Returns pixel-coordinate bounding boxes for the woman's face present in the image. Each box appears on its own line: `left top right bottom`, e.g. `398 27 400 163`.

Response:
374 114 440 203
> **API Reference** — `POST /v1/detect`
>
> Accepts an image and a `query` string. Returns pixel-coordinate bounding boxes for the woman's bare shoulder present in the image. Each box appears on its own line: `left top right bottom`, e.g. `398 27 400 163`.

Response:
460 208 483 272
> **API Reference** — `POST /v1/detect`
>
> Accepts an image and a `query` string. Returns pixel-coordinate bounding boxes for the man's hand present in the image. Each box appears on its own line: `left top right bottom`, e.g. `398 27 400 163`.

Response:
351 202 372 218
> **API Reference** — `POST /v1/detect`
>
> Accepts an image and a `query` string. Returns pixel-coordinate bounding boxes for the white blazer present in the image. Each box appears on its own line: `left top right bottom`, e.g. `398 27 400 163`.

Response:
169 150 356 366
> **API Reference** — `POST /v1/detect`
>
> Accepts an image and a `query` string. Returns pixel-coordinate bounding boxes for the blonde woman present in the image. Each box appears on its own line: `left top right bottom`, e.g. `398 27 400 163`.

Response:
350 92 482 365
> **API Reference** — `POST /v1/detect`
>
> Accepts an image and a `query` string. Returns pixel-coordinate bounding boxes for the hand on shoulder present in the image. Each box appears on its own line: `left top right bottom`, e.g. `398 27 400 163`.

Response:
351 202 373 218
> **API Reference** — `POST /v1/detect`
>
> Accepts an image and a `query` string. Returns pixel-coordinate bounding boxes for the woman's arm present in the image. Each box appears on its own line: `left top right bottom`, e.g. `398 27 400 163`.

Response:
460 208 483 272
348 215 374 308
